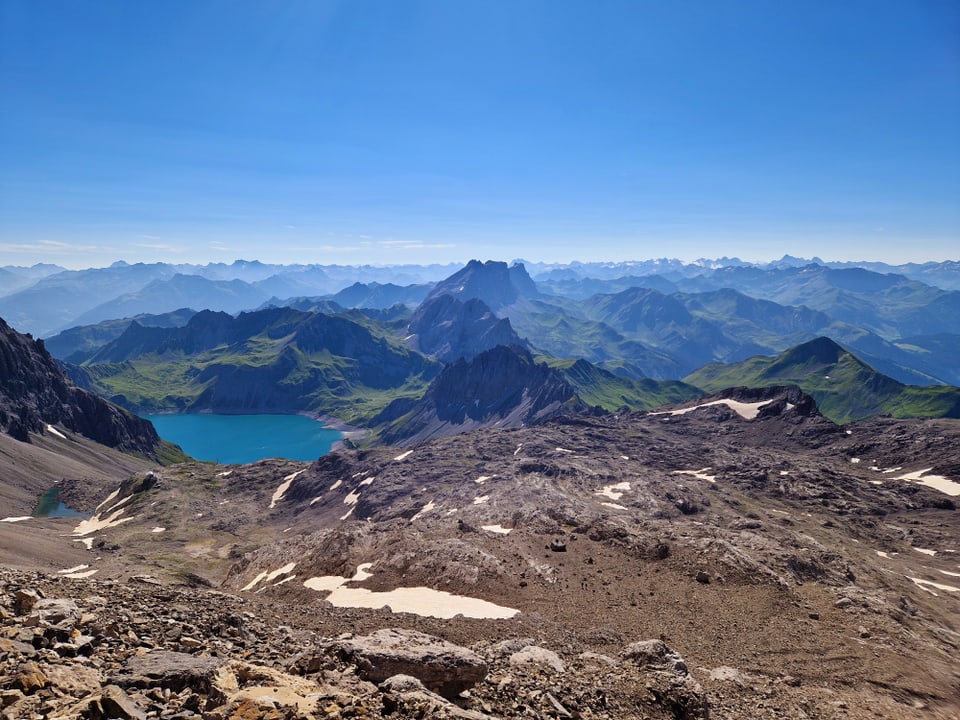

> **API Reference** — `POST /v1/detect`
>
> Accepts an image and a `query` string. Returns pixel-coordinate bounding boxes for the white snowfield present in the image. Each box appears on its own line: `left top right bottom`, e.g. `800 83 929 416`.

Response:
894 468 960 497
302 563 518 619
651 398 777 421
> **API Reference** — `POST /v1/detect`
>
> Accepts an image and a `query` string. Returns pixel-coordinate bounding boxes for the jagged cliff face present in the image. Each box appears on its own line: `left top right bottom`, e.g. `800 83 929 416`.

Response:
0 316 161 455
423 260 538 311
408 295 527 363
377 345 584 445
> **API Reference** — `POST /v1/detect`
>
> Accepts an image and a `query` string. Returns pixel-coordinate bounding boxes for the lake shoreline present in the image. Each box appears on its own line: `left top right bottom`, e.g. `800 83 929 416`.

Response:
141 413 344 464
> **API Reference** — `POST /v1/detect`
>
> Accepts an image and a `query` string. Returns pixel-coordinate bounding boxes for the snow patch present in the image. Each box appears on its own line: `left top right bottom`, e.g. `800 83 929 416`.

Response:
895 468 960 496
330 479 343 491
475 475 494 485
0 516 31 523
303 564 518 619
73 507 135 537
151 527 166 533
849 458 861 464
653 398 776 421
58 564 89 575
411 501 436 521
61 568 98 579
673 468 716 483
596 481 631 500
481 524 512 535
343 489 361 506
601 502 628 511
514 444 523 456
909 577 960 595
473 495 490 505
46 424 66 439
242 562 297 592
914 547 937 556
393 450 413 461
270 469 306 509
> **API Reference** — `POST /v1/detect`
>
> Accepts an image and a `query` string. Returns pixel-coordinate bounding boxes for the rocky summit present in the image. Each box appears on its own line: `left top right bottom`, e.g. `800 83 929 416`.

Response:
2 384 959 719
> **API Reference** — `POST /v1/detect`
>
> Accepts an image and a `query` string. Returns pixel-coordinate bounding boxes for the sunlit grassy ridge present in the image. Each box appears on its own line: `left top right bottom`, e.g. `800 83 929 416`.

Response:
686 337 960 424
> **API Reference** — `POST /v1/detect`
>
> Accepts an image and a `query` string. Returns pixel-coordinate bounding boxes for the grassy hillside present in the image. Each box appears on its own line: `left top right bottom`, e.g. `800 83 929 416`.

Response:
549 357 701 411
80 308 439 425
685 337 960 424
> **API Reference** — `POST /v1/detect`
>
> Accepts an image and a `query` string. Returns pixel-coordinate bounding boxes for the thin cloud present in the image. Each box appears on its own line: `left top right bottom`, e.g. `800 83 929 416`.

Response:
376 240 456 250
134 243 184 253
0 240 104 254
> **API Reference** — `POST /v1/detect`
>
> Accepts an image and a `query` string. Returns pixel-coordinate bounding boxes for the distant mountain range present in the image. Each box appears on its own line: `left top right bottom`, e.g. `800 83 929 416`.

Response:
3 256 959 442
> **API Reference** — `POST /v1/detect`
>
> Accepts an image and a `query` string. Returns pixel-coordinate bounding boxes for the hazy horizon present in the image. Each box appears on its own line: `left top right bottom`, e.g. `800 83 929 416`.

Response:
4 253 959 275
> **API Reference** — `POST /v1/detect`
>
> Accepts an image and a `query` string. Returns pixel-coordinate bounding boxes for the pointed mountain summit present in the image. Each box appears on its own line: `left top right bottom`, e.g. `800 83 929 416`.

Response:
686 336 960 424
424 260 538 311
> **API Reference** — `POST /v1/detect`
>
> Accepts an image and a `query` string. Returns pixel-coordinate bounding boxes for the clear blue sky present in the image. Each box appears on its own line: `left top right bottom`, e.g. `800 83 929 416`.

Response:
1 0 958 268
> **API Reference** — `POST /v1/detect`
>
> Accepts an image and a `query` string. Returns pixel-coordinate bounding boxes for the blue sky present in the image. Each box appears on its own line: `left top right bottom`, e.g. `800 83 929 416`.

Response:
1 0 958 268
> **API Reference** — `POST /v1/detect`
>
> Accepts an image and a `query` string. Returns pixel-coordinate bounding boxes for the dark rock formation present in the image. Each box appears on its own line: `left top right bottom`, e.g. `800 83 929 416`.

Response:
334 628 488 698
423 260 538 311
376 344 585 445
0 316 161 455
408 294 528 363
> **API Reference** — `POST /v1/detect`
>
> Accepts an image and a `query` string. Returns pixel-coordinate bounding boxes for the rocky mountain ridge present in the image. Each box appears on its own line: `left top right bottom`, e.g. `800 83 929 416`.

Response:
0 317 162 456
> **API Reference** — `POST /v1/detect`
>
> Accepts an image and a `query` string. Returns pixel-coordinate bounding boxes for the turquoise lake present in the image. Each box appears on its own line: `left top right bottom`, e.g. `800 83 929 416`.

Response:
142 414 342 464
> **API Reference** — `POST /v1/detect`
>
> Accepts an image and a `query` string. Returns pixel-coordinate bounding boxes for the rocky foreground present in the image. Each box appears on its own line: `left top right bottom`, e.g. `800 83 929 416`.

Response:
4 386 960 719
1 567 715 720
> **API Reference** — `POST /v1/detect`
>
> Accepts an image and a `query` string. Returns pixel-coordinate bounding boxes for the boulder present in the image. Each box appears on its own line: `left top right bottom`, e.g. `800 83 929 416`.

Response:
42 663 103 694
32 597 81 627
15 661 47 694
112 650 225 693
622 640 709 720
335 628 488 698
509 645 566 673
13 589 40 616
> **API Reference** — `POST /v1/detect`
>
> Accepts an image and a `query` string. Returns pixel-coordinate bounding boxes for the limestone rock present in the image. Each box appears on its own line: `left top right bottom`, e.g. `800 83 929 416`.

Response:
508 645 566 673
16 661 47 694
112 650 225 692
13 589 40 616
622 640 709 719
335 628 488 698
42 663 103 694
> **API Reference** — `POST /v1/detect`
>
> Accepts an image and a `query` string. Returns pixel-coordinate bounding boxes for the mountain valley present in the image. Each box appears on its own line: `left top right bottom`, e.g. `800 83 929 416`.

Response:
2 256 960 719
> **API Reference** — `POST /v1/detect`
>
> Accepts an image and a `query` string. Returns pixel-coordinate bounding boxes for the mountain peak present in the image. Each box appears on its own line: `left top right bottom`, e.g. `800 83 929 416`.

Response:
776 336 846 366
424 260 538 311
